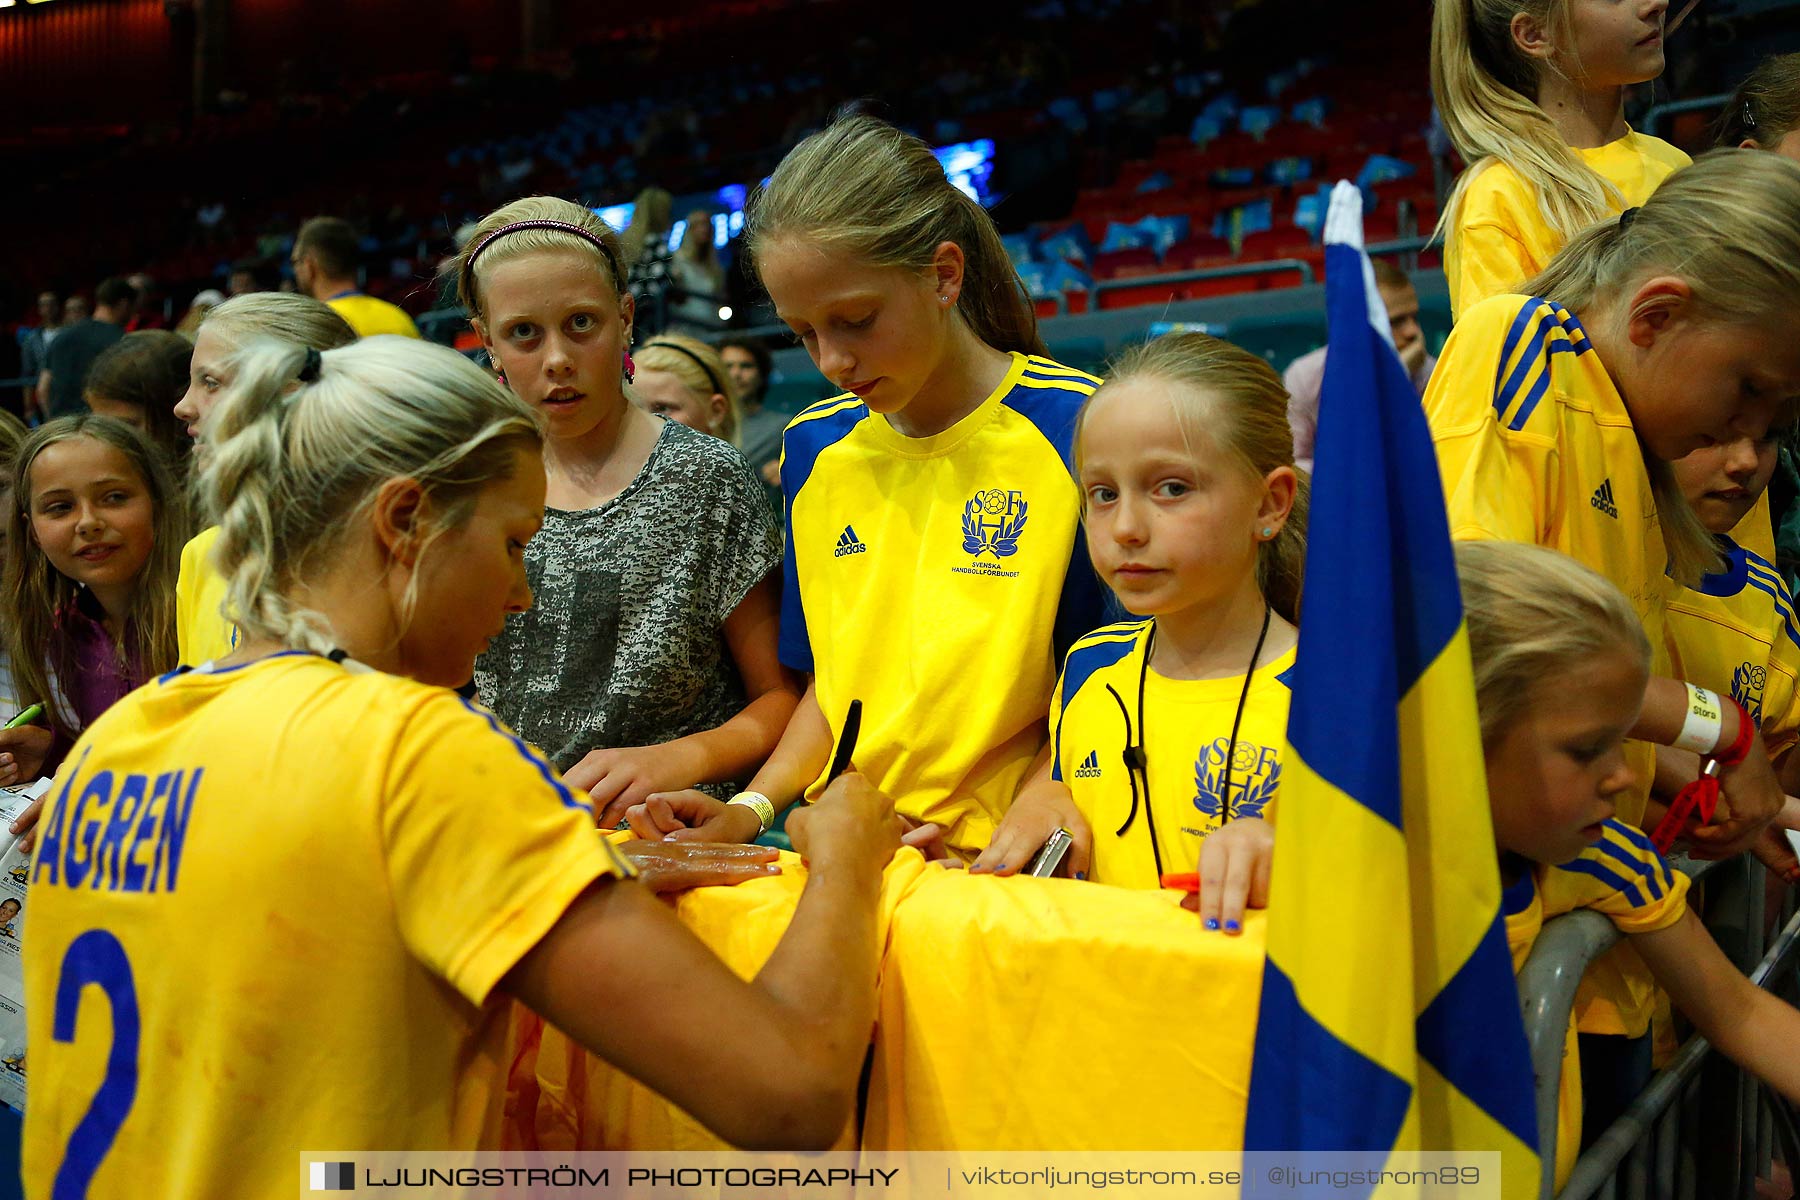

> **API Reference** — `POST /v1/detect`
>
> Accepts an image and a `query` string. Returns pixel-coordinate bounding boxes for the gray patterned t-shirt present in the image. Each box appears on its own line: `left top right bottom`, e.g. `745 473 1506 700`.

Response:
474 419 782 797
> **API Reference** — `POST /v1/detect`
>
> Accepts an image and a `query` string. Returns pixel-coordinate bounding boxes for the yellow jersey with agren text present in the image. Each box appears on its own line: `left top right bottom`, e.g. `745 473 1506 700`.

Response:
21 653 631 1199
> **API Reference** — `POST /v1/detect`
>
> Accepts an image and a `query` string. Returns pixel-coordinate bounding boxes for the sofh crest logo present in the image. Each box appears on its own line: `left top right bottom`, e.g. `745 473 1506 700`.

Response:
962 488 1028 558
1732 662 1767 728
1192 738 1280 823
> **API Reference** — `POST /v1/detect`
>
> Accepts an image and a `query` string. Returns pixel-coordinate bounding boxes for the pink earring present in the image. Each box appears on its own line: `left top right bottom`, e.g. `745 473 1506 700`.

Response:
493 365 507 386
622 348 636 383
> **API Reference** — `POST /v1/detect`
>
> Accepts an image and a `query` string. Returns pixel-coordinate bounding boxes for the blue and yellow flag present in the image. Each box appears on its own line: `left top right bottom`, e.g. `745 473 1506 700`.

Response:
1243 183 1539 1195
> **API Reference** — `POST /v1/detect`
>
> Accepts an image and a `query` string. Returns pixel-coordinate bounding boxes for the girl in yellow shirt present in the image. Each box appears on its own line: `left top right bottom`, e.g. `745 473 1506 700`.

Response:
169 293 356 664
1458 538 1800 1187
978 334 1306 939
1432 0 1690 319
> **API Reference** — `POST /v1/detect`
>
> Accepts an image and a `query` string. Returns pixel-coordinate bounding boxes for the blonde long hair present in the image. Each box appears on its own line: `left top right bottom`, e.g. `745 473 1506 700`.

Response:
1079 333 1309 624
1519 150 1800 584
4 417 186 735
201 292 356 354
1432 0 1622 246
1456 540 1649 746
748 114 1046 358
199 338 542 655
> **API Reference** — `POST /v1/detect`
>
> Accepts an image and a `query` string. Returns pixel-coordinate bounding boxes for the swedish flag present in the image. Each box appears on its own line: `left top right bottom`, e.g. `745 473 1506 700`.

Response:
1243 183 1539 1195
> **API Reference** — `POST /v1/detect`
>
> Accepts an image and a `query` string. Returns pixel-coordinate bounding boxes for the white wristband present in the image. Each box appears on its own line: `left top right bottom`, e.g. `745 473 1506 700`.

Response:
727 791 775 835
1673 684 1724 755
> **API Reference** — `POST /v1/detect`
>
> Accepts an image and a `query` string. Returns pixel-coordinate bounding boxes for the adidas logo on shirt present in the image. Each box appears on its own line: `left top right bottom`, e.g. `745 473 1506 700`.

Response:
1590 479 1619 519
834 525 868 557
1073 750 1103 779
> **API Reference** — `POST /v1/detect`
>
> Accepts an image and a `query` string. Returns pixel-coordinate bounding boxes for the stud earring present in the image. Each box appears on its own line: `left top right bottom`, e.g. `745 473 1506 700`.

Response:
1261 527 1274 539
941 295 952 305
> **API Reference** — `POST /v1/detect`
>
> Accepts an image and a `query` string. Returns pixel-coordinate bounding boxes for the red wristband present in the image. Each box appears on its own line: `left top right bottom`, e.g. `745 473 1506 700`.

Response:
1711 699 1755 768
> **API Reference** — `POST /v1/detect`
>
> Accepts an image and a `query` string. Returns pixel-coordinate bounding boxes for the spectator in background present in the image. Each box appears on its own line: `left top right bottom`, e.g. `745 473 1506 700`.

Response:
632 335 740 446
61 297 89 325
83 331 194 487
174 288 226 339
19 292 61 418
1284 259 1433 475
667 211 726 336
719 337 785 488
292 216 421 339
39 277 134 421
125 272 164 331
227 264 262 297
623 187 676 336
620 187 675 273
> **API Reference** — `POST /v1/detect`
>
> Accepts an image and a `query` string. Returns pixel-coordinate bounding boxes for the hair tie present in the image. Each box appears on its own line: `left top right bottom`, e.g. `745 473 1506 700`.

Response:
1617 206 1641 234
461 219 624 305
640 338 728 398
297 347 322 383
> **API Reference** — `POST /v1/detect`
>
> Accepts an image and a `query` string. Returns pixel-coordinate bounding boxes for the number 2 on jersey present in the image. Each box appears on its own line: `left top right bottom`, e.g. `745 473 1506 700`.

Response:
51 930 140 1200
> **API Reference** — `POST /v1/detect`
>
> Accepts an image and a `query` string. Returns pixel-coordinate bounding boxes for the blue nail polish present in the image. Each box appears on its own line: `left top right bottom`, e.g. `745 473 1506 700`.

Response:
1074 871 1086 880
996 865 1007 872
1204 917 1221 931
1224 920 1241 934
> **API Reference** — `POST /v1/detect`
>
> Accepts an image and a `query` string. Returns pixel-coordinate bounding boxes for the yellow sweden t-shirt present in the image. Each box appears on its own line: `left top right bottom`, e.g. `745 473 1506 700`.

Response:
174 525 236 665
1666 538 1800 761
1049 620 1293 888
780 353 1108 855
21 653 631 1199
1446 130 1689 319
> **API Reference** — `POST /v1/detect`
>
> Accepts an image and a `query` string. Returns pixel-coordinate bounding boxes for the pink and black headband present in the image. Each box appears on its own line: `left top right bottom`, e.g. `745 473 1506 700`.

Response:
461 219 624 304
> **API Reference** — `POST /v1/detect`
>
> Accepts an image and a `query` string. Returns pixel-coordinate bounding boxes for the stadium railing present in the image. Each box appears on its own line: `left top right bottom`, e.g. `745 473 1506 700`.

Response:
1517 853 1800 1199
1640 94 1730 140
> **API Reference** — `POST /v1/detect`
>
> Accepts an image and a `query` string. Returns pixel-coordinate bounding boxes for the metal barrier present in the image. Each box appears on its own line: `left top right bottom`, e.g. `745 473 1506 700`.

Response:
1640 94 1730 140
1516 853 1800 1199
1071 258 1316 316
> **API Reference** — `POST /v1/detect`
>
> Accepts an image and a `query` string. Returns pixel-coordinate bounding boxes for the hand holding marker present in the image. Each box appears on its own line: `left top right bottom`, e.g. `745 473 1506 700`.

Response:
2 706 41 732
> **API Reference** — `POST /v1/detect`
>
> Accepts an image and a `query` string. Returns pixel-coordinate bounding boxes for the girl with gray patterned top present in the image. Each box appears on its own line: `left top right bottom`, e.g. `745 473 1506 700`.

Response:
454 197 799 825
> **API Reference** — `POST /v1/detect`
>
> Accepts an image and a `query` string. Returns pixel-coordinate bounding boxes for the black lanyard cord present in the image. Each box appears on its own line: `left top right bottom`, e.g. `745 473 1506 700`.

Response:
1217 603 1274 820
1109 606 1274 887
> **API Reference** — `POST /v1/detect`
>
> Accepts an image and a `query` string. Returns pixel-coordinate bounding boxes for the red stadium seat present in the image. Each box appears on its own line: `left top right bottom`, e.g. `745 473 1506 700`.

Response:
1091 247 1162 280
1163 236 1235 271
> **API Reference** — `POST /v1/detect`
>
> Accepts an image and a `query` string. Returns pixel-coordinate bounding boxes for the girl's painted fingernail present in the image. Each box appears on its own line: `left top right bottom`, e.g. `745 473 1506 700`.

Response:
1074 871 1086 880
1224 920 1241 934
1204 917 1221 931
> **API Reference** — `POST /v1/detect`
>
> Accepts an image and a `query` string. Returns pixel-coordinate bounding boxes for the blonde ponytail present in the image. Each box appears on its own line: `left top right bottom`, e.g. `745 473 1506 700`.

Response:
200 338 543 654
1431 0 1621 245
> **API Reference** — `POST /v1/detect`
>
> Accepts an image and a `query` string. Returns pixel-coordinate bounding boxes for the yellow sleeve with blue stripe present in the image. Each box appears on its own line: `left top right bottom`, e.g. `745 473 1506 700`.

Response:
1667 538 1800 757
1539 819 1690 934
776 354 1109 853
